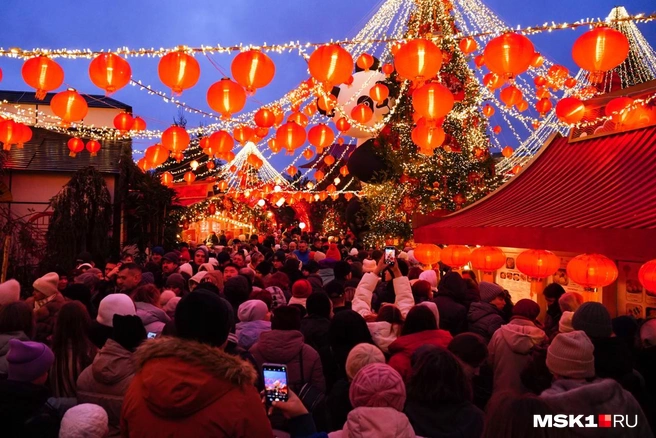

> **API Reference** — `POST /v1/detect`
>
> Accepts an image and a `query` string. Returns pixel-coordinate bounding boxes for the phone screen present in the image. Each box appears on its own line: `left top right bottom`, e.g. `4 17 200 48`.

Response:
263 364 288 404
385 246 396 265
147 332 157 339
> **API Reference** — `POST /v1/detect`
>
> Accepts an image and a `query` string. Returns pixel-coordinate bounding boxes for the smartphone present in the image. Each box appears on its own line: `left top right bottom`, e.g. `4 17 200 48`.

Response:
147 332 157 339
384 246 396 265
263 363 289 404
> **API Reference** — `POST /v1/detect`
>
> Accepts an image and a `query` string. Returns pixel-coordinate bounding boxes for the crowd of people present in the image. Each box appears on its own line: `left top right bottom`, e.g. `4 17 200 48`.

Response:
0 230 655 437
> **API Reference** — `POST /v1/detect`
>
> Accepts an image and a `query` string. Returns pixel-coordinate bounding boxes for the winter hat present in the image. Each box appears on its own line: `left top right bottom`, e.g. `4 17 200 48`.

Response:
164 297 181 319
326 244 341 261
314 251 326 262
546 330 595 379
165 273 186 291
397 251 409 261
199 263 215 272
448 333 488 368
97 294 136 327
194 246 209 260
208 257 219 268
292 279 313 299
224 276 251 308
572 302 612 338
419 269 438 290
33 272 59 297
0 279 20 306
151 246 165 256
59 403 108 438
362 259 377 273
559 311 575 333
479 281 504 303
175 290 232 347
346 343 385 380
640 318 656 347
349 363 406 411
512 299 541 321
162 252 180 265
349 248 359 256
159 290 176 307
558 292 584 312
75 272 101 291
7 339 54 382
417 301 440 328
189 271 208 286
141 272 155 285
179 263 193 278
238 299 268 322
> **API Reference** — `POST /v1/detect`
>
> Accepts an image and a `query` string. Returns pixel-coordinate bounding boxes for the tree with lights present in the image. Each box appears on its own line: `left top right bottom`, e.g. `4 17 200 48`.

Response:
357 0 501 246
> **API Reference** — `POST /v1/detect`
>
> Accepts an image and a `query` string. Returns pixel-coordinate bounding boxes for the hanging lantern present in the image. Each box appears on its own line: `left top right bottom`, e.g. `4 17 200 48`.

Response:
474 54 485 69
530 53 544 68
67 137 85 157
459 37 478 55
137 158 149 172
254 107 276 128
516 100 529 112
564 77 577 88
162 125 190 154
638 260 656 292
199 137 211 149
268 138 282 154
501 146 514 158
22 56 64 99
88 53 131 94
482 104 495 117
339 165 349 177
324 155 336 166
14 123 32 148
566 253 618 290
308 124 335 149
233 125 254 145
145 144 169 166
556 97 586 124
516 249 560 279
207 78 247 119
51 89 88 126
412 82 454 121
572 27 629 83
499 85 523 108
493 125 502 134
113 112 134 132
356 53 375 71
209 130 235 153
412 119 445 152
483 72 504 91
314 169 325 181
414 243 441 265
85 139 101 157
605 97 635 126
254 126 269 139
158 51 200 95
0 120 17 150
394 39 443 83
286 165 298 177
223 151 235 162
288 111 309 127
231 49 275 94
351 104 373 124
534 76 547 87
370 84 389 104
206 160 215 170
535 98 553 116
483 33 535 79
171 151 184 162
131 116 146 131
276 121 306 154
512 164 522 174
308 44 353 87
317 94 337 113
470 246 506 272
303 102 317 117
183 171 196 185
441 245 471 267
335 117 351 132
382 63 394 75
160 171 174 186
302 148 314 160
217 180 229 192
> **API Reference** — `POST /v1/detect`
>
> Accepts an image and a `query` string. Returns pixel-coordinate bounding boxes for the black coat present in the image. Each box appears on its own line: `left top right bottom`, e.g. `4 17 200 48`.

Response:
301 315 331 352
326 378 352 432
0 380 59 438
405 399 484 438
467 302 504 343
433 295 467 335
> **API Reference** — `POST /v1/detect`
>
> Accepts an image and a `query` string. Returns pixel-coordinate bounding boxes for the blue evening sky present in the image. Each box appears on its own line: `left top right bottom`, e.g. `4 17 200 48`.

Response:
0 0 654 169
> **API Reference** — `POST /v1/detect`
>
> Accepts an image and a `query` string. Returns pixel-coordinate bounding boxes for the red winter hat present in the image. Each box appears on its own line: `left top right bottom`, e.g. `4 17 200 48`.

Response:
512 299 541 321
325 243 341 261
291 279 312 299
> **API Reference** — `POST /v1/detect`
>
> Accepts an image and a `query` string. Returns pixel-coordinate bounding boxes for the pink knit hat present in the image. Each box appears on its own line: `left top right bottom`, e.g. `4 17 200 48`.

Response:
546 330 595 379
349 363 406 411
0 279 20 306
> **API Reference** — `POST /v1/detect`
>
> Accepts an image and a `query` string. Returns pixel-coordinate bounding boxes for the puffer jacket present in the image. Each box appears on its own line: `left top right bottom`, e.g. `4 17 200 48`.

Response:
488 318 546 394
353 272 415 353
467 301 504 343
329 407 415 438
121 337 272 438
77 339 135 437
405 399 484 438
235 319 271 350
0 331 30 375
388 330 453 382
250 329 325 393
135 302 170 335
26 293 67 344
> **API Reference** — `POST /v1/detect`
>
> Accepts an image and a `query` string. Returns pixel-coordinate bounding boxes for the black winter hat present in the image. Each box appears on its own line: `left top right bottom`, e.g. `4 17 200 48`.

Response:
175 290 232 347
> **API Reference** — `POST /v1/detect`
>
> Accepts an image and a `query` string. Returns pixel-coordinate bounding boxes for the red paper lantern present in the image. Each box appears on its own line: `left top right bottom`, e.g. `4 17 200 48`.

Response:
302 148 314 160
483 72 504 90
268 138 281 154
370 84 389 104
276 121 306 154
516 100 529 112
145 144 169 167
137 158 148 172
470 246 506 272
335 117 351 132
556 97 586 124
88 53 131 94
499 85 523 108
412 82 454 121
638 259 656 292
113 112 134 132
572 27 629 82
14 123 32 148
339 165 349 177
210 130 235 153
308 44 353 86
254 107 276 128
483 33 535 79
474 55 485 69
440 245 471 267
207 78 247 119
158 51 200 95
356 53 375 71
482 105 495 117
131 116 146 131
530 53 544 68
324 155 335 166
67 137 84 157
183 171 196 185
382 63 394 76
233 125 254 145
308 124 335 149
412 119 445 153
501 146 514 158
288 111 309 127
605 97 635 126
314 170 325 181
535 98 553 116
161 125 190 153
0 120 18 149
160 171 173 186
286 165 298 177
459 37 478 55
22 56 64 99
566 253 618 290
351 104 373 124
85 139 101 156
231 49 275 94
516 249 560 279
394 39 443 83
414 243 441 265
51 89 88 126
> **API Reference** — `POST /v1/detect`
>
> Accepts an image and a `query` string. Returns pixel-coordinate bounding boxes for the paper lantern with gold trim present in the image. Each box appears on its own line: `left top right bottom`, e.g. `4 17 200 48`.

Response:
516 249 560 279
572 27 629 83
67 137 85 157
638 259 656 292
89 53 131 94
412 82 454 121
394 39 442 83
308 44 353 87
162 125 190 153
113 112 134 132
308 124 335 149
276 121 306 154
22 56 64 100
483 33 535 79
85 139 101 157
231 49 275 94
158 51 200 95
207 78 247 119
440 245 471 267
470 246 506 272
51 89 88 126
566 253 618 290
414 244 441 265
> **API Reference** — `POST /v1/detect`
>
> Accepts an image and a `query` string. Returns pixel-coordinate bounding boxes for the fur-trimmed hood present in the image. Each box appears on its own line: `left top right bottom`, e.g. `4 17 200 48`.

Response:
132 336 257 418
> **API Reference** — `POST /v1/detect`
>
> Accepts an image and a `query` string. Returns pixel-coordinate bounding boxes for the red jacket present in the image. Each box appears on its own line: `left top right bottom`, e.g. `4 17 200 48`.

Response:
121 336 272 438
387 330 453 382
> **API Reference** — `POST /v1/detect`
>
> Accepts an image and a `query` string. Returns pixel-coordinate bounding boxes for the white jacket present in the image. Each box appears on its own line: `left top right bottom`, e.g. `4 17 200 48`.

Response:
352 273 415 352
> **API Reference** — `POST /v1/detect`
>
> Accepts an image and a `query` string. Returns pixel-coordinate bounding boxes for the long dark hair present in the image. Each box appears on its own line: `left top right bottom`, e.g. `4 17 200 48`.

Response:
407 345 471 403
0 301 34 337
401 305 437 336
51 301 96 397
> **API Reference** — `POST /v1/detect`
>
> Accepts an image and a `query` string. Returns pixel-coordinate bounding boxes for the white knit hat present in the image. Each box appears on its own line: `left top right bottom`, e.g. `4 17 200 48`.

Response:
346 343 385 380
0 279 20 306
546 330 595 379
559 311 575 333
32 272 59 297
179 263 193 277
97 294 136 327
363 259 377 273
59 403 108 438
159 290 176 307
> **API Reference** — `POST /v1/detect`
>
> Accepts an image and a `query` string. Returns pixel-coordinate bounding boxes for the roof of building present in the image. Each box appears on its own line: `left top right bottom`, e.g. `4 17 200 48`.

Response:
413 124 656 261
0 90 132 111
